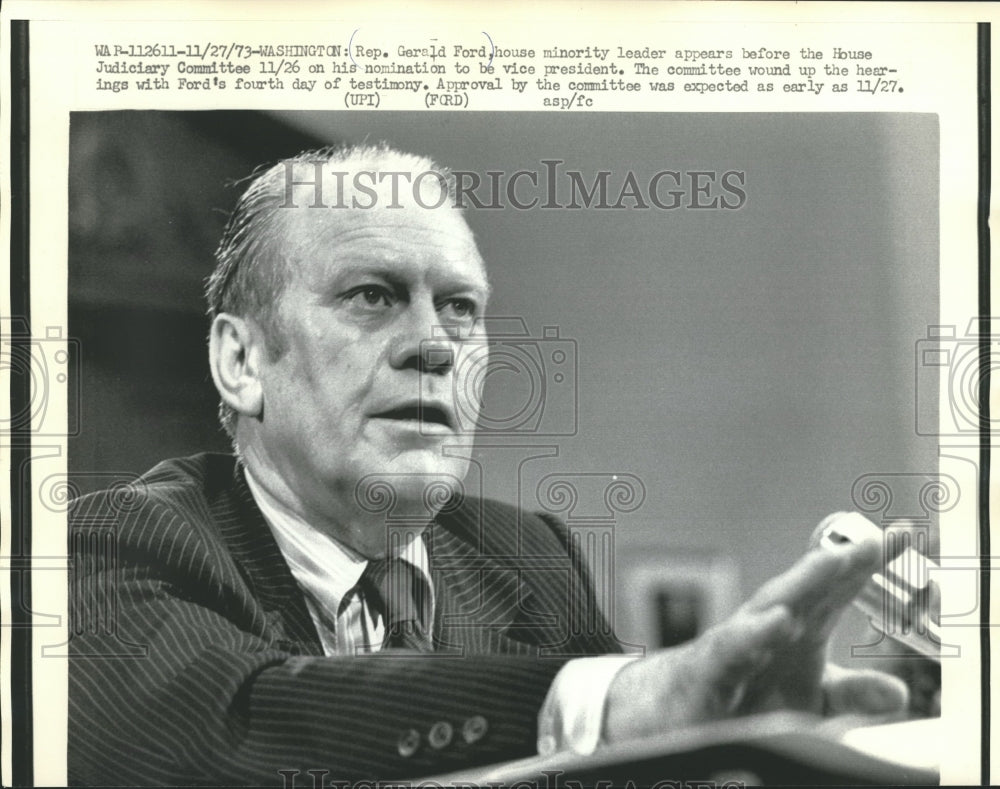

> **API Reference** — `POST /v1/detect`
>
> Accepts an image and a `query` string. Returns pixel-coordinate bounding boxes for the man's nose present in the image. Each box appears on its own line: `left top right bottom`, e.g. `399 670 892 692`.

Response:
388 300 458 375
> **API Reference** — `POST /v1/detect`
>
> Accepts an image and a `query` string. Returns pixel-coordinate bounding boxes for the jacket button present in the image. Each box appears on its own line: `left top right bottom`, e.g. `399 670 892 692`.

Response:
428 720 454 750
461 715 489 744
397 728 421 758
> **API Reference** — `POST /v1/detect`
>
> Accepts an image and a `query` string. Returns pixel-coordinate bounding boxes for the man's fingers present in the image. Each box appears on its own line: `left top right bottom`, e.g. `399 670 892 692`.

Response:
743 539 882 642
749 539 881 611
823 664 910 716
604 605 798 739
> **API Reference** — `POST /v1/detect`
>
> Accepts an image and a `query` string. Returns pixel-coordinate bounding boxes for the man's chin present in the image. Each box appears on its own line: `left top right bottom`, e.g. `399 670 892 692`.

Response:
350 452 468 515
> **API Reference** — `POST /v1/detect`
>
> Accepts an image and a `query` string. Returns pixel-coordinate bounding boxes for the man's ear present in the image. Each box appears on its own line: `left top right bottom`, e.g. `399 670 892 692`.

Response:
208 313 264 420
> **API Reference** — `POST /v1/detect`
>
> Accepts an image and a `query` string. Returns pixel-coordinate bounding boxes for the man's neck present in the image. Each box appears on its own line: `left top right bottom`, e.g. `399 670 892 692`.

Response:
240 444 426 560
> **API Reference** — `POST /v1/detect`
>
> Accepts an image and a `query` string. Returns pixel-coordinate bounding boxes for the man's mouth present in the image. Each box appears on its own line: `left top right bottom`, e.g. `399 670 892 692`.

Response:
370 403 454 430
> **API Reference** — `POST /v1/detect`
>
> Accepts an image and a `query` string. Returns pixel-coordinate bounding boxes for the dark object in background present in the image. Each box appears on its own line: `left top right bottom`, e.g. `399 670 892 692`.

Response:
655 585 704 647
893 654 941 718
68 112 323 490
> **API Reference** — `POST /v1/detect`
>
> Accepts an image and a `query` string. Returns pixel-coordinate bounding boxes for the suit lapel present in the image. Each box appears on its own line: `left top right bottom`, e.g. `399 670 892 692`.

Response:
206 459 556 657
429 499 549 656
210 461 322 653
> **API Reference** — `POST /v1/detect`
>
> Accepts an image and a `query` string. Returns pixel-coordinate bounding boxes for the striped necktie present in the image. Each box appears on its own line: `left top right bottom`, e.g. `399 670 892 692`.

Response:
358 557 433 652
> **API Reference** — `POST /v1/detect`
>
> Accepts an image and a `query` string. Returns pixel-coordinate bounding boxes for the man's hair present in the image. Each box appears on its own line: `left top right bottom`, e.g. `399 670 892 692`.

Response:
205 142 454 440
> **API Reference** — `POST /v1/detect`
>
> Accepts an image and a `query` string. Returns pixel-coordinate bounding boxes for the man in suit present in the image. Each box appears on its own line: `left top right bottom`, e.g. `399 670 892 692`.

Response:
68 143 908 786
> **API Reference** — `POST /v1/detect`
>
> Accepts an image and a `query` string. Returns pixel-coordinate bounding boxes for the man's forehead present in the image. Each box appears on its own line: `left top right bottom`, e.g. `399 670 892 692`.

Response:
275 195 488 289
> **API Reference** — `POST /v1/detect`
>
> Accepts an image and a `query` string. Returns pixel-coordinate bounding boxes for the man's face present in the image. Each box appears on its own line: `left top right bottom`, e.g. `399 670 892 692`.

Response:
250 187 488 525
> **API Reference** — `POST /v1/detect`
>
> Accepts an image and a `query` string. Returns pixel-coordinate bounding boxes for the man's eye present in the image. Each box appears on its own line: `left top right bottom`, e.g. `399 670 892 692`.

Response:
345 286 394 310
440 298 477 320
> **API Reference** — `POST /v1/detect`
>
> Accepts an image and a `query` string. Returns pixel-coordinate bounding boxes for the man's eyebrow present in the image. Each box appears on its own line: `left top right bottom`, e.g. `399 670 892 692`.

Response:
442 274 492 303
328 262 491 299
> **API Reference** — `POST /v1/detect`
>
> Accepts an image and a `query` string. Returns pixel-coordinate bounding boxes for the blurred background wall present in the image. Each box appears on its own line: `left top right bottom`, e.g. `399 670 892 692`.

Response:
68 111 939 664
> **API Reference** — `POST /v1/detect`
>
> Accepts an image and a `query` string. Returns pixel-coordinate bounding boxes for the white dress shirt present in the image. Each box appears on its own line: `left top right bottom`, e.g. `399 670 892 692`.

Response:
244 469 433 655
244 468 634 754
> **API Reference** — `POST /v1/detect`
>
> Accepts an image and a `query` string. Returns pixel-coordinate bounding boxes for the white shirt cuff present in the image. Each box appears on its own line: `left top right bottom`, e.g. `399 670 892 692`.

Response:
537 655 639 756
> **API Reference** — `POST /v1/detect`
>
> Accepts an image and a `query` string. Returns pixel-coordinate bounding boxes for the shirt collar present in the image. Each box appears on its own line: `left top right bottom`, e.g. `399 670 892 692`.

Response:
243 467 432 620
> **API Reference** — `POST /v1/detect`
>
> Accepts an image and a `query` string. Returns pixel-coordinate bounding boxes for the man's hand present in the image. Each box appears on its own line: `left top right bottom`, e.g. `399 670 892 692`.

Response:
603 536 910 744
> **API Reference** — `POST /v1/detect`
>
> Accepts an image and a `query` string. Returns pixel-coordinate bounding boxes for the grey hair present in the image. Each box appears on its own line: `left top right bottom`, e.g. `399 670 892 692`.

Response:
205 142 456 440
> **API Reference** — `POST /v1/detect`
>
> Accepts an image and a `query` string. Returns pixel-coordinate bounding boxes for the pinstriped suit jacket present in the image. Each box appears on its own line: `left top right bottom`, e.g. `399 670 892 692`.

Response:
68 453 621 785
